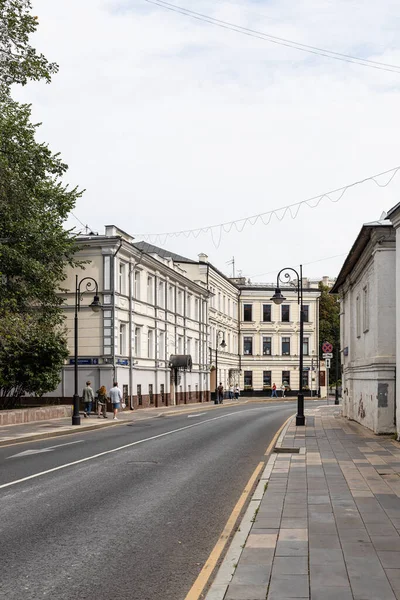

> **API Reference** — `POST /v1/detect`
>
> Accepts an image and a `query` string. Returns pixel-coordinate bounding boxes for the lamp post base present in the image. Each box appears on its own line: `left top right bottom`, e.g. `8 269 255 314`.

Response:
72 394 81 426
296 392 305 426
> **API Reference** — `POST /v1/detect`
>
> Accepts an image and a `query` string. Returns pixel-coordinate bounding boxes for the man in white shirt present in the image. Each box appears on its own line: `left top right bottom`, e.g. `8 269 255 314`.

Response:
109 382 122 420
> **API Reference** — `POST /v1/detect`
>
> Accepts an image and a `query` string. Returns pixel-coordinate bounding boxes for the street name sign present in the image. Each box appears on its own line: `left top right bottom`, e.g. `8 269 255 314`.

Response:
323 352 333 359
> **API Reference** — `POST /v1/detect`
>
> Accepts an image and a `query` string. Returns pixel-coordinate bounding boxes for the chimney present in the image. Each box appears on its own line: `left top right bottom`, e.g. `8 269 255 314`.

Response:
198 253 208 263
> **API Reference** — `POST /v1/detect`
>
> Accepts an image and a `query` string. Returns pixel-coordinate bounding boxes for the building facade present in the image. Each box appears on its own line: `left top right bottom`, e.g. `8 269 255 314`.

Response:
237 283 323 395
332 218 396 434
52 226 210 407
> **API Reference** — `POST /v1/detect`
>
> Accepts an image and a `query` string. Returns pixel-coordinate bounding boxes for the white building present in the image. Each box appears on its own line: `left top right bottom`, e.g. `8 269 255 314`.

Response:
52 226 210 407
236 282 323 396
331 217 396 434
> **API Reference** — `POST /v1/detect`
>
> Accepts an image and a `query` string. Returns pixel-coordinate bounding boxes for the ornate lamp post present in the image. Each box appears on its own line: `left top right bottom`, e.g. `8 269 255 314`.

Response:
72 275 102 425
271 265 305 426
215 330 226 403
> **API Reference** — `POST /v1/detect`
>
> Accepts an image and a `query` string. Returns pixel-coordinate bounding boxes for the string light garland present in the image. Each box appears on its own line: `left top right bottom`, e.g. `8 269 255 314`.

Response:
133 166 400 248
144 0 400 74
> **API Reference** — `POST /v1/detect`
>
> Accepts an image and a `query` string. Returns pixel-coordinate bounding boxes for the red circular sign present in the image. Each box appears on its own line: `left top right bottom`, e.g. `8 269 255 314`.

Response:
322 342 333 353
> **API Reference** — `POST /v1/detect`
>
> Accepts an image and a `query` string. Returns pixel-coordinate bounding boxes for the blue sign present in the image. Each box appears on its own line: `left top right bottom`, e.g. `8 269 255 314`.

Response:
69 358 99 365
117 359 129 366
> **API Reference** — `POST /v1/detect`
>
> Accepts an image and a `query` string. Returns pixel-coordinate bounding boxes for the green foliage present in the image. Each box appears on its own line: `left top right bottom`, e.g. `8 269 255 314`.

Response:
318 282 340 384
0 1 82 404
0 0 58 88
0 313 69 408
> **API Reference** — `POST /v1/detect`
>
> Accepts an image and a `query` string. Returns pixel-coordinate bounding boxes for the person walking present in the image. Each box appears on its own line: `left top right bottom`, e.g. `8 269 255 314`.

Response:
229 385 234 400
281 384 286 398
271 383 277 398
217 382 224 404
234 385 240 400
96 385 108 419
82 381 94 417
109 381 122 420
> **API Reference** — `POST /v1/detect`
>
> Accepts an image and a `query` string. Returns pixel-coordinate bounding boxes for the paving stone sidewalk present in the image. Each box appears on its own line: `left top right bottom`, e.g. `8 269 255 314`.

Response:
215 405 400 600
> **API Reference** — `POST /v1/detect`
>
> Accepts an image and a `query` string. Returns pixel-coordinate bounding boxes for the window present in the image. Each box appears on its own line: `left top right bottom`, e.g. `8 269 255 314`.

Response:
177 335 183 354
223 295 226 314
168 285 174 311
160 384 165 403
303 338 309 356
302 370 309 389
263 371 272 387
149 384 154 404
194 339 199 363
134 327 141 356
356 295 361 338
282 337 290 355
302 305 309 323
194 298 199 320
187 337 191 356
282 371 290 386
147 276 154 304
243 336 253 355
263 305 272 322
187 294 192 318
177 290 183 314
228 298 231 316
118 262 126 295
119 323 127 355
103 255 111 290
137 384 142 406
158 280 165 308
147 329 154 358
133 270 141 300
244 371 253 388
363 286 369 332
281 305 290 322
263 336 272 355
159 331 165 360
243 304 252 321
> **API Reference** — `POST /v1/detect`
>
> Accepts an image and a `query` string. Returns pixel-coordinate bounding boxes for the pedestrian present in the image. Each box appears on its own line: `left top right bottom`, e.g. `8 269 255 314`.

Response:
234 385 240 400
217 382 224 404
109 381 123 420
82 380 94 417
271 383 277 398
96 385 108 419
229 385 234 400
281 384 286 398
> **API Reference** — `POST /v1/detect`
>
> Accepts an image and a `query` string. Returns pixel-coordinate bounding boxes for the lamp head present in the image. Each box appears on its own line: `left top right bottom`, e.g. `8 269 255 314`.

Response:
220 339 227 349
271 287 286 305
90 295 102 313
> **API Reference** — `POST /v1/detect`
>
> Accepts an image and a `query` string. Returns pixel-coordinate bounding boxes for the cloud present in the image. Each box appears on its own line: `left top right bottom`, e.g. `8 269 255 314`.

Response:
14 0 400 281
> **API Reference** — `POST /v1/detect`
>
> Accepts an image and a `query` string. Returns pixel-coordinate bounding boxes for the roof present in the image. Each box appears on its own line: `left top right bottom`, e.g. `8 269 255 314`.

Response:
134 241 197 264
330 219 392 293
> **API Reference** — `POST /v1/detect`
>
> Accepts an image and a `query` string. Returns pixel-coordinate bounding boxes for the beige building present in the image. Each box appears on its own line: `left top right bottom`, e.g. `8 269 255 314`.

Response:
237 283 323 396
52 226 210 407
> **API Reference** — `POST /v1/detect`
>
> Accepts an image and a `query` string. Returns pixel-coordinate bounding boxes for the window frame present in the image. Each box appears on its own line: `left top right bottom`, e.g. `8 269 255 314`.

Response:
302 305 309 323
262 336 272 356
243 336 253 355
262 304 272 322
281 304 290 322
263 371 272 387
282 371 290 386
282 336 290 356
243 304 253 322
244 370 253 388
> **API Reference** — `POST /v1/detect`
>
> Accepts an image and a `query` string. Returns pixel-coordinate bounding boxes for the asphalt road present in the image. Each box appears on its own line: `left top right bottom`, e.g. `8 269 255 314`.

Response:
0 401 312 600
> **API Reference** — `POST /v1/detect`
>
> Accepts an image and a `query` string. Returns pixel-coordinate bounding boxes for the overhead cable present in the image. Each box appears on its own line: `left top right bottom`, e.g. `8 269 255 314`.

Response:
144 0 400 74
133 166 400 248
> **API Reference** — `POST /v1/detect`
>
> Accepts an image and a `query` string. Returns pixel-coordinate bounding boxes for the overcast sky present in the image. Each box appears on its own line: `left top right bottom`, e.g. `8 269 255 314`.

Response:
14 0 400 282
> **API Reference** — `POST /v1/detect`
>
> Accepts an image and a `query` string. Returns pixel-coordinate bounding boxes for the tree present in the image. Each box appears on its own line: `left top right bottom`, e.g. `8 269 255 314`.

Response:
0 0 58 88
318 282 340 385
0 1 82 406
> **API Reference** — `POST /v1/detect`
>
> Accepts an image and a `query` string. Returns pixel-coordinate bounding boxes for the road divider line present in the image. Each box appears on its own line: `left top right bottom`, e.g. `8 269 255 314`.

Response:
184 461 265 600
187 413 206 418
0 410 260 490
265 413 295 455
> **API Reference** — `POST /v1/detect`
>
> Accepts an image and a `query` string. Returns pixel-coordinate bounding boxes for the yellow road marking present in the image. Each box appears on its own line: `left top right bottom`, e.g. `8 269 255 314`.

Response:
264 413 294 456
184 460 265 600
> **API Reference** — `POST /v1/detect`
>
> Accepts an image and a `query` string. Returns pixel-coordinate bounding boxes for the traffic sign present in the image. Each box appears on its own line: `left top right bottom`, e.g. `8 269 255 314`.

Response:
322 341 333 353
323 352 333 359
325 358 331 369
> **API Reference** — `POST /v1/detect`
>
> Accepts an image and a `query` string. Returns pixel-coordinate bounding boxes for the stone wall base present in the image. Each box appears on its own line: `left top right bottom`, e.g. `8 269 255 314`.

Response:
0 405 72 426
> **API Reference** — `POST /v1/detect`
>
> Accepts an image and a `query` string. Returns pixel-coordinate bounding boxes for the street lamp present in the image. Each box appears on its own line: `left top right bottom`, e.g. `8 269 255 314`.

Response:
215 330 226 403
72 275 102 425
271 265 305 426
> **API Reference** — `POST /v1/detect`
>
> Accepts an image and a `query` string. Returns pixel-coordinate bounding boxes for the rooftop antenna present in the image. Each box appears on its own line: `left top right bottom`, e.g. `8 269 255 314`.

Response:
226 257 236 278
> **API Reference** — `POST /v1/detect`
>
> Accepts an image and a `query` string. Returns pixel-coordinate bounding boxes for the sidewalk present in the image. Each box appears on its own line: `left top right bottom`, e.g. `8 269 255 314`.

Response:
0 399 248 446
206 405 400 600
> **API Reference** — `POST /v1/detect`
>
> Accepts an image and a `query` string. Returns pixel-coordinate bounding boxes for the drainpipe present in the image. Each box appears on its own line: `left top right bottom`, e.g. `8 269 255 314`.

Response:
128 262 133 409
112 239 123 383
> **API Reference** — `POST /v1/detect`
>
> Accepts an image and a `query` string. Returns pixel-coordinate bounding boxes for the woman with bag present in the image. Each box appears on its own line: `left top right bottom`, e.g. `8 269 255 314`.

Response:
96 385 108 419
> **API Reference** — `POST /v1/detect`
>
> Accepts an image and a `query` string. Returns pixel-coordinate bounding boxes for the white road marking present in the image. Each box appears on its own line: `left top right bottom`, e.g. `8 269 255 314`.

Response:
187 413 206 418
0 410 263 490
8 440 84 459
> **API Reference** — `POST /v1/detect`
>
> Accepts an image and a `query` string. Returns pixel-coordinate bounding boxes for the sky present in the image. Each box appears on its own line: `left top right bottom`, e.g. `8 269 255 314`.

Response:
14 0 400 283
